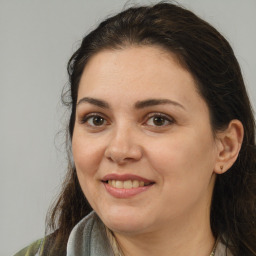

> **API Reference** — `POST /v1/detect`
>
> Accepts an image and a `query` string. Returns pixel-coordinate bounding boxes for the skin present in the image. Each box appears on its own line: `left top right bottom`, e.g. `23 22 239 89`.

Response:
72 46 243 256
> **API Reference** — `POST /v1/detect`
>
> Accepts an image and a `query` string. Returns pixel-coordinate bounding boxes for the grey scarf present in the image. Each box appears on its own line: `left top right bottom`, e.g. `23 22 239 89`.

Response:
67 211 114 256
66 211 232 256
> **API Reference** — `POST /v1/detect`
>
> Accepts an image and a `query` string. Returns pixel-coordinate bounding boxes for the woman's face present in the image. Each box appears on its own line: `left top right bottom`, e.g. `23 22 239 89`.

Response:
72 46 219 235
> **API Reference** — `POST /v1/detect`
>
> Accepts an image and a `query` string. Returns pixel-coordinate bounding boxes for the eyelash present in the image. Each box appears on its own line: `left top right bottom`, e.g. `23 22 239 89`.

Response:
80 113 109 127
145 113 174 127
79 112 174 128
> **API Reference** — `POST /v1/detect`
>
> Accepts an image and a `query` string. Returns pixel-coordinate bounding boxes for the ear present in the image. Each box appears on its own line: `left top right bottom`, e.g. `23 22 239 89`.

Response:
214 119 244 174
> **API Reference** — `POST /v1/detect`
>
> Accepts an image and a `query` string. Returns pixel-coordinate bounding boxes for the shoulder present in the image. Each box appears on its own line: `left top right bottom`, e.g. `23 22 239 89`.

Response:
13 239 43 256
14 212 103 256
13 232 61 256
14 231 67 256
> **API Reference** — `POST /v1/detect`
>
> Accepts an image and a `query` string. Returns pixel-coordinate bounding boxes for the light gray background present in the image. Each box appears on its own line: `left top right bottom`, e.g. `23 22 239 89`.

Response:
1 0 255 255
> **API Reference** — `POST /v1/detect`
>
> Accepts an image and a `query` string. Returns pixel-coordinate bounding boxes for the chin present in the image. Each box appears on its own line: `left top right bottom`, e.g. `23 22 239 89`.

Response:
97 205 151 234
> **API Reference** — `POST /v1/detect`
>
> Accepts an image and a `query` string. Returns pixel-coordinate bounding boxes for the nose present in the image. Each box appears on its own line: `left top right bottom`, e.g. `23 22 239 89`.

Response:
104 125 143 165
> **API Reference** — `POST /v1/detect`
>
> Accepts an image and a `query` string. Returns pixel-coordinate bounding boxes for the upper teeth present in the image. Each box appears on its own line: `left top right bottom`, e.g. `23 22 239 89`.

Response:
108 180 149 189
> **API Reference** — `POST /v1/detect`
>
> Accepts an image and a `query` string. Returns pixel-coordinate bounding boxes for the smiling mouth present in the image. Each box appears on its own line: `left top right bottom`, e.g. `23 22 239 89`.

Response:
103 180 154 189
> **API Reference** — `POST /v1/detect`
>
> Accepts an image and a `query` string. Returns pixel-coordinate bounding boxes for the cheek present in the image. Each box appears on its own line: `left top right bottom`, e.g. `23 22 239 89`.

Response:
146 130 216 184
146 131 216 217
72 134 105 206
72 133 104 177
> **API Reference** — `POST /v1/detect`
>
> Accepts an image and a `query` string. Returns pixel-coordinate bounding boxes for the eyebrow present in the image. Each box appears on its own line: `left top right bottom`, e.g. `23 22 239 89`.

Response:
77 97 185 110
77 97 110 108
134 99 185 110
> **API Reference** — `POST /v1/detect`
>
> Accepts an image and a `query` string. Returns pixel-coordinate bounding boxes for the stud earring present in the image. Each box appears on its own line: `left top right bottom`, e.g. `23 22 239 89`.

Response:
220 165 223 172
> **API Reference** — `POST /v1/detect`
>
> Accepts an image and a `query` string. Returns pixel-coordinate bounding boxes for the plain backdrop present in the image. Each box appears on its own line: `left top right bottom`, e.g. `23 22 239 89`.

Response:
1 0 255 255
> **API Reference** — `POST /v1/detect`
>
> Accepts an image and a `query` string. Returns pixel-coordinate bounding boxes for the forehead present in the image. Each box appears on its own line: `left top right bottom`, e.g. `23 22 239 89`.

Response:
78 46 203 109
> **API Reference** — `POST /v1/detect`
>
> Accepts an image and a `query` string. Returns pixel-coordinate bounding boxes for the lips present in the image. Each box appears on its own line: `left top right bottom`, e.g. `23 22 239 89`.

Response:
102 174 155 198
107 180 150 189
102 173 154 183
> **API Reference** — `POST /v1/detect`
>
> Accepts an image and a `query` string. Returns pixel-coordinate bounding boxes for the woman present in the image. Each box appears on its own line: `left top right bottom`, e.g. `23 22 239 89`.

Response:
15 2 256 256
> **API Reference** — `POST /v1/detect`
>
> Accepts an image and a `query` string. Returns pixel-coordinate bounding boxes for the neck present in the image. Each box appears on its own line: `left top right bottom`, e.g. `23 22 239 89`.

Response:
113 197 215 256
115 217 215 256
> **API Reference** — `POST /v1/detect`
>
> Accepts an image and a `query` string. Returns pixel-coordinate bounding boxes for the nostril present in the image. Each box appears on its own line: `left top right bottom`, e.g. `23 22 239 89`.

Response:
104 140 143 164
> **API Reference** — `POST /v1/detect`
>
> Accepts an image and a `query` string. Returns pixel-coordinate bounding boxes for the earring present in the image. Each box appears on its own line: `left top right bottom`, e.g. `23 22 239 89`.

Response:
220 165 223 172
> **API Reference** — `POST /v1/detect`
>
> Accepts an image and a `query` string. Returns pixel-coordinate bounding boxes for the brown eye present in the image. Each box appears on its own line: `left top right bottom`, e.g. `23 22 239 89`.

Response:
152 116 166 126
91 116 105 126
145 114 174 127
82 114 107 127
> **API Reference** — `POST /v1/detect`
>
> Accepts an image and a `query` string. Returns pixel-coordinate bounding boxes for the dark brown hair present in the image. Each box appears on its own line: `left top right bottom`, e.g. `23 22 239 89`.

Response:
45 2 256 255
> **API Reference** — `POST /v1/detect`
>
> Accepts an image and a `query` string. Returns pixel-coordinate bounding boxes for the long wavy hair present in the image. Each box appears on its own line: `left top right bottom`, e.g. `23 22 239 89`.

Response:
44 2 256 255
